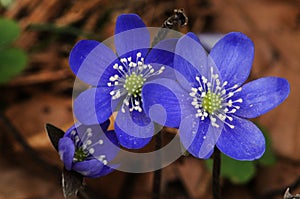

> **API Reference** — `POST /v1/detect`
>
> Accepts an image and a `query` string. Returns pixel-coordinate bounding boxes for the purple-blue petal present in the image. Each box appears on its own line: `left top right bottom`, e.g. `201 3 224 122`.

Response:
114 107 154 149
198 33 223 52
209 32 254 87
179 115 208 159
69 40 98 74
58 137 75 170
130 109 152 126
144 39 178 80
69 40 117 86
90 165 116 178
94 87 119 124
174 32 208 89
96 59 123 87
72 159 104 178
216 117 265 161
142 78 185 128
114 123 153 149
146 38 178 67
74 87 114 125
115 14 150 56
105 130 120 147
179 114 222 159
234 77 290 118
100 119 110 132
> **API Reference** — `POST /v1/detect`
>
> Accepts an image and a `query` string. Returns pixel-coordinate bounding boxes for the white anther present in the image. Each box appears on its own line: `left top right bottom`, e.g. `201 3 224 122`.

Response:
71 130 76 136
88 148 95 154
103 160 108 165
236 87 242 92
189 66 245 129
235 98 243 103
109 53 166 114
189 92 196 97
86 140 92 145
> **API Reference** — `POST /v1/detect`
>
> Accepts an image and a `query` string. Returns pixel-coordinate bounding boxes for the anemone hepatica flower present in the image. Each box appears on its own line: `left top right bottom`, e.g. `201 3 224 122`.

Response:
69 14 178 149
58 120 119 178
142 32 290 160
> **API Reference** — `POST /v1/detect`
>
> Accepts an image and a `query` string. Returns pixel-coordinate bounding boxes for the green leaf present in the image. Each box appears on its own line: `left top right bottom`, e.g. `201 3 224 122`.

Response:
0 18 20 46
206 153 256 184
0 0 15 8
204 125 276 184
0 48 27 83
220 154 255 184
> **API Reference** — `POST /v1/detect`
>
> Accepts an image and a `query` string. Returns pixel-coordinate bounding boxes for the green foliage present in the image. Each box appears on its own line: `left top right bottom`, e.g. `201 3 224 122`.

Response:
206 153 255 184
205 127 276 184
0 18 20 45
0 48 27 83
0 0 15 8
0 18 27 84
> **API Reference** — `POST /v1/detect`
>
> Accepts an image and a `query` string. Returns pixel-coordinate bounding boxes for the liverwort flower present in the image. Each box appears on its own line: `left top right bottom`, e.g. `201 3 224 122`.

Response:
142 32 290 160
69 14 178 149
58 120 119 178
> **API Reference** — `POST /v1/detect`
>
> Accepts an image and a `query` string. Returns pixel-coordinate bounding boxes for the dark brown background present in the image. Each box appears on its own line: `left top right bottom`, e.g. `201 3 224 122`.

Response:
0 0 299 198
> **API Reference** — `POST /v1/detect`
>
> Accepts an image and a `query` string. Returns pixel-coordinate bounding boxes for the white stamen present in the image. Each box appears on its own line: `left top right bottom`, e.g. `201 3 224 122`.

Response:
86 140 92 145
71 130 76 136
88 148 94 154
107 52 166 114
189 66 244 129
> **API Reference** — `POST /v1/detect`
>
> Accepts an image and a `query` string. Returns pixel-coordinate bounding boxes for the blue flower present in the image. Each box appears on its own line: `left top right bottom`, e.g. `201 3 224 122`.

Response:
142 32 290 160
58 120 119 178
69 14 178 149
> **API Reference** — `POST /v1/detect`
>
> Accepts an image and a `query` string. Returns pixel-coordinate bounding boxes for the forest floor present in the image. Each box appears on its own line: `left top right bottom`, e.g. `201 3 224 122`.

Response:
0 0 300 198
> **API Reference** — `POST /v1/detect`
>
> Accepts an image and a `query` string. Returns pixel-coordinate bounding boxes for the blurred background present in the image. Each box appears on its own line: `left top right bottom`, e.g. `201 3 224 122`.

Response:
0 0 299 198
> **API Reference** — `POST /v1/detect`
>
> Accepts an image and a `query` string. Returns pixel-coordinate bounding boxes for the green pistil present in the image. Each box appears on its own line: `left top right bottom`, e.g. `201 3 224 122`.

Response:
202 91 222 114
124 73 145 97
74 147 88 162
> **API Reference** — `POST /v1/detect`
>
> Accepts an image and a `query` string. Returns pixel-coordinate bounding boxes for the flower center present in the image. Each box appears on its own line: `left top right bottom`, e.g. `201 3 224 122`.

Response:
202 91 222 114
189 67 243 129
107 52 165 113
74 147 88 162
71 128 108 165
124 73 145 97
